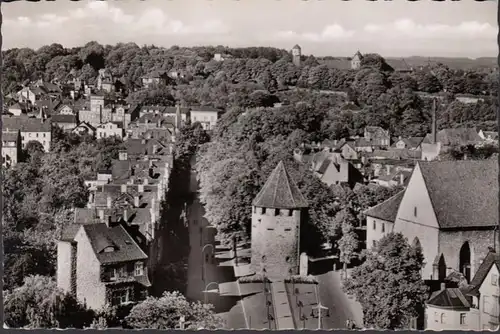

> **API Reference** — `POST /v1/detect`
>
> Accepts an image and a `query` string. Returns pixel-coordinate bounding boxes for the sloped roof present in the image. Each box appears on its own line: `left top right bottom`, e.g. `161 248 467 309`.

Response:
59 224 82 242
482 131 499 140
83 223 148 264
164 106 191 114
395 137 424 149
469 251 500 288
427 288 471 309
51 114 77 124
364 191 405 222
252 161 308 209
2 131 19 142
2 115 51 132
422 128 482 146
418 160 498 229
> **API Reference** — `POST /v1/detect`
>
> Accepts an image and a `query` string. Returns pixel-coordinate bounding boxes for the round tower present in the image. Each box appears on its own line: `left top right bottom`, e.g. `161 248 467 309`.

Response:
292 44 302 67
250 161 309 279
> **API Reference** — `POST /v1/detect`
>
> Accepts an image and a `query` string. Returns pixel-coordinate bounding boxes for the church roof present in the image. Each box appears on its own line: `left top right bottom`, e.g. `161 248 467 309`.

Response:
364 191 405 222
419 160 498 229
253 161 308 209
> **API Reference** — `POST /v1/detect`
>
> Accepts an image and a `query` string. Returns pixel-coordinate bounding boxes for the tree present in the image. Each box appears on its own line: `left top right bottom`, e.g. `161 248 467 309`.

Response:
4 275 94 329
342 233 429 329
124 291 224 330
336 207 360 275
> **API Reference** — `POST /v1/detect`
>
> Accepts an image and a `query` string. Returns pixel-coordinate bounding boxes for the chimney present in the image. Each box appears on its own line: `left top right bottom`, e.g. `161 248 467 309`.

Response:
440 282 446 291
386 165 391 176
121 184 127 193
134 195 140 208
107 196 112 209
123 209 128 222
431 98 437 144
138 184 144 193
400 173 405 185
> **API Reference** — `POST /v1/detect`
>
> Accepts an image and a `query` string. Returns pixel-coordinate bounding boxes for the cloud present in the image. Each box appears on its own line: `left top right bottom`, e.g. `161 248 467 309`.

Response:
363 19 496 40
3 1 229 48
272 24 355 42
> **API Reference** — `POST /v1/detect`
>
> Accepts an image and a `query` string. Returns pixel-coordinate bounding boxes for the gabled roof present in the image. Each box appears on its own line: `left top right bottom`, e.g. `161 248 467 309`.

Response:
2 131 19 142
427 288 471 309
82 223 148 264
2 115 51 132
51 114 77 124
422 128 483 146
364 191 405 222
252 161 308 209
292 44 301 50
418 160 498 229
469 251 499 289
73 121 96 131
395 137 424 149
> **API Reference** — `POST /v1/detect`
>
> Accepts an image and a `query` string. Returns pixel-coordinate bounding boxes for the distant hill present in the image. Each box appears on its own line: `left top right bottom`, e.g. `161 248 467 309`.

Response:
386 56 497 70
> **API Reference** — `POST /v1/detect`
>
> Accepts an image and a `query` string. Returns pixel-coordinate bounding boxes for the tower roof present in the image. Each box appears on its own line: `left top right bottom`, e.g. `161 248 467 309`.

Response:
292 44 301 50
253 161 308 209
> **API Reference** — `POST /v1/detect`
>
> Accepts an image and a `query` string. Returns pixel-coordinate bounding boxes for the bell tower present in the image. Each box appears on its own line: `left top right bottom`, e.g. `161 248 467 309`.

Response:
292 44 302 67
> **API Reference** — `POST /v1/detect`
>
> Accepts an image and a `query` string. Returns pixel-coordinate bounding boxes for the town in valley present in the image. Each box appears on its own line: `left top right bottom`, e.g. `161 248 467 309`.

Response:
1 0 499 331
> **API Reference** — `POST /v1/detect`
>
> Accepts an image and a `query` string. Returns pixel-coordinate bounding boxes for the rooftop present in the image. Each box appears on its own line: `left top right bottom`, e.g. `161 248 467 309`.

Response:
253 161 309 209
364 191 405 222
2 115 51 132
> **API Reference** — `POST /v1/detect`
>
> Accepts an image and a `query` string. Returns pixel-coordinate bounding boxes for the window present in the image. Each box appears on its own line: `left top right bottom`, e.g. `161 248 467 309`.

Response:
110 268 117 280
492 274 498 286
460 313 467 325
434 312 438 323
262 208 266 214
414 207 417 217
381 223 385 233
483 296 490 313
372 240 376 247
135 262 144 276
267 228 274 231
373 221 376 230
275 209 280 216
284 228 292 232
288 210 293 216
440 313 446 324
118 266 127 277
111 289 129 306
493 296 499 316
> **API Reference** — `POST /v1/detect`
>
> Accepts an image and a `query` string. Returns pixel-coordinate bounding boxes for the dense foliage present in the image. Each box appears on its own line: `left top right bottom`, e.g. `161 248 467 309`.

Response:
2 131 125 292
342 233 429 329
4 275 94 329
124 291 224 330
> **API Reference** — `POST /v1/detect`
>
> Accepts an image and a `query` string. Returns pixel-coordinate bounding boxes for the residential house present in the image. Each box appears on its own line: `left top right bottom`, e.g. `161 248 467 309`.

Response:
365 160 499 281
2 116 52 151
72 122 96 137
311 154 364 188
51 114 78 131
124 138 174 161
421 128 483 161
139 105 166 118
369 159 415 178
364 126 391 148
364 191 405 250
478 130 499 142
353 138 374 153
96 121 124 140
393 137 424 150
213 53 233 62
425 251 499 330
84 169 112 189
351 51 363 70
371 169 411 188
57 222 151 310
189 106 222 131
34 98 62 118
333 140 359 160
2 130 22 168
8 102 29 116
97 69 114 93
163 106 190 125
112 104 139 129
56 104 75 115
17 86 43 104
141 70 171 89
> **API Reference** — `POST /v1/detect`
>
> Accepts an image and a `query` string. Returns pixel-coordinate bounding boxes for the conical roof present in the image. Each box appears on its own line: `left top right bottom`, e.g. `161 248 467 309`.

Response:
253 161 308 209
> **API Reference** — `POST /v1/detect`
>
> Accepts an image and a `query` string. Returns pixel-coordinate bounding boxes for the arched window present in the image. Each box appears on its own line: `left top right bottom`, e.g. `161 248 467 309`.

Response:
412 237 422 250
440 313 446 324
459 242 472 283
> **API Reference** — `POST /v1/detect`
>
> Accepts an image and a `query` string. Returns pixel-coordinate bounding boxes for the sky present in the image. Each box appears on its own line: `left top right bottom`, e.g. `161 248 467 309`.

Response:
1 0 497 58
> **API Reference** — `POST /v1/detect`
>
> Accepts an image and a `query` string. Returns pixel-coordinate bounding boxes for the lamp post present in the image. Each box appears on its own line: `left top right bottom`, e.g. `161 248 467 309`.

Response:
201 244 214 284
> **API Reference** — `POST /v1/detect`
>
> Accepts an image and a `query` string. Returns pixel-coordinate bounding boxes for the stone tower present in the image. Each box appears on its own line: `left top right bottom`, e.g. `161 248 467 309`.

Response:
292 44 302 67
351 51 363 70
250 161 309 279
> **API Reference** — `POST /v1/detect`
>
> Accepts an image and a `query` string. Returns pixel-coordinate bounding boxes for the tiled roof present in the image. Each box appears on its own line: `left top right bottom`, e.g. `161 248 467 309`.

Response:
137 113 165 124
51 114 77 124
2 115 51 132
2 131 19 142
427 288 471 309
59 224 82 242
419 160 498 228
422 128 483 146
83 224 148 264
395 137 424 149
364 191 405 222
469 251 500 288
253 161 308 209
124 138 171 157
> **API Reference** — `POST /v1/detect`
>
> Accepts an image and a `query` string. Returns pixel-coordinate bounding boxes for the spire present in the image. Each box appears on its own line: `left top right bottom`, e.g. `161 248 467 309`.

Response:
253 161 308 209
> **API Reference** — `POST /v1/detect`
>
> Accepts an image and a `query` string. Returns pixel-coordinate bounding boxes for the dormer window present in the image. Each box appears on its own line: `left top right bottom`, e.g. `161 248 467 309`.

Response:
103 246 115 253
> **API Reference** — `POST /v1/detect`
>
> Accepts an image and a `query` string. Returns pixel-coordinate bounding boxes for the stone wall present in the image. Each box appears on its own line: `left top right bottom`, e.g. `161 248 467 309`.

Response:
250 206 301 278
